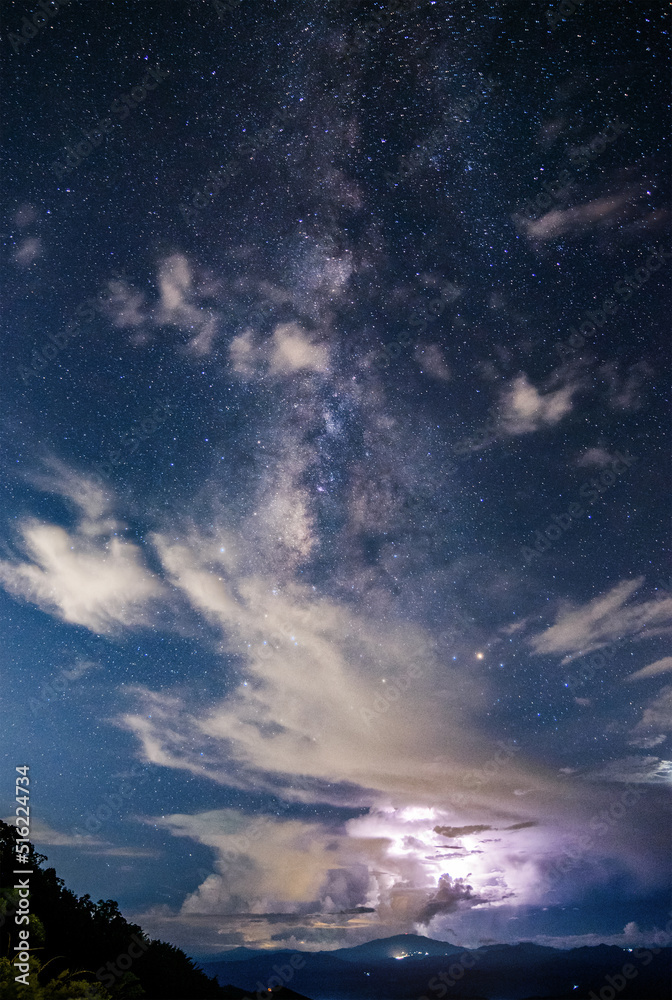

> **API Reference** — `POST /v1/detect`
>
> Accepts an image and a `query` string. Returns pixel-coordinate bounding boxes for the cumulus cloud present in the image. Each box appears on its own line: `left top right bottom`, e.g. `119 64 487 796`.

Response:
230 322 330 378
416 874 481 925
129 802 548 952
529 577 672 663
499 374 578 435
0 521 163 632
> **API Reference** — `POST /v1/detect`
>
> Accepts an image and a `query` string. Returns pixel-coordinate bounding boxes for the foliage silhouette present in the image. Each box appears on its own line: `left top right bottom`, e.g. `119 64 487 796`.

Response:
0 820 238 999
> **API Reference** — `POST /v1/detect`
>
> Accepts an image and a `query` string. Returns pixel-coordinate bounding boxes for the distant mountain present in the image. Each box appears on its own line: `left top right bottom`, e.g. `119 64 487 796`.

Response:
198 933 463 966
330 932 464 962
204 946 272 963
201 935 672 1000
217 987 314 1000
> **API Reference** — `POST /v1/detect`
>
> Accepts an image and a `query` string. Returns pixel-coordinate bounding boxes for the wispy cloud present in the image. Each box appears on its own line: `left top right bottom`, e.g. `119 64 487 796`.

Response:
529 578 672 663
521 193 632 241
626 656 672 682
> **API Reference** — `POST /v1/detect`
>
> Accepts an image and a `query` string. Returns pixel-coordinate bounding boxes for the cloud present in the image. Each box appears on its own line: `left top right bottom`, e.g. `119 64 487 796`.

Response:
230 322 330 378
583 755 672 784
626 656 672 682
62 658 102 682
414 343 451 381
577 447 618 468
520 193 632 241
269 323 330 374
632 685 672 735
529 578 672 663
156 254 220 355
118 528 534 805
129 802 547 953
0 520 163 633
29 459 115 533
12 236 42 266
499 374 578 435
4 819 103 848
528 921 672 950
434 825 491 838
598 360 655 411
416 874 482 925
102 278 146 330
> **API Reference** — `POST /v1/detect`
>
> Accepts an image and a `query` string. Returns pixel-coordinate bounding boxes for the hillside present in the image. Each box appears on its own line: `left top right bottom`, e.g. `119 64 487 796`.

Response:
0 820 252 1000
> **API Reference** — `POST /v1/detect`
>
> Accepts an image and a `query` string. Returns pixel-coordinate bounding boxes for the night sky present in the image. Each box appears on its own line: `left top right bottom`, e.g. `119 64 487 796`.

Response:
1 0 671 960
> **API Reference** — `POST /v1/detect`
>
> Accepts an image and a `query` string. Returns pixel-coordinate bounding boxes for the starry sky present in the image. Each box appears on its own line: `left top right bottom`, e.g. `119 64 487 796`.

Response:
1 0 671 960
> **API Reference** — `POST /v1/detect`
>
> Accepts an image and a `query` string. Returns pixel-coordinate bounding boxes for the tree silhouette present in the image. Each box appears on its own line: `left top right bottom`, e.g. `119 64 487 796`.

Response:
0 820 230 999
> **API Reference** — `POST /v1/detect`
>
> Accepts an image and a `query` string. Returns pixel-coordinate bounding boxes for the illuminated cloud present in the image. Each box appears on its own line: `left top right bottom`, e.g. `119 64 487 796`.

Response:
129 802 554 952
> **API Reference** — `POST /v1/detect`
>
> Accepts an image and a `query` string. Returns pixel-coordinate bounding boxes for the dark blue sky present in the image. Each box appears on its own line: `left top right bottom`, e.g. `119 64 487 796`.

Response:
1 0 670 958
